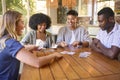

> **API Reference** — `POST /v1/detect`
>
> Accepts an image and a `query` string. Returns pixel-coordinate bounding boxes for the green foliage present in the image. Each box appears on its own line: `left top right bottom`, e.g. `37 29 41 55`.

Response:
0 0 35 15
6 0 26 15
0 1 2 14
29 0 36 15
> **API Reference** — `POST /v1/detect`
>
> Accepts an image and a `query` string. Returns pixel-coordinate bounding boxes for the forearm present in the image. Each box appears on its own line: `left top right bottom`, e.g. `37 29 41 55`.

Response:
24 45 30 50
98 43 115 59
24 44 38 51
16 48 62 68
17 50 55 68
38 54 56 67
91 42 102 53
82 41 89 47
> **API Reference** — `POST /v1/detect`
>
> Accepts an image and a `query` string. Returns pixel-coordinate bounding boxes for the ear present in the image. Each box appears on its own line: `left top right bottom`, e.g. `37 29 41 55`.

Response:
108 17 114 22
75 17 79 23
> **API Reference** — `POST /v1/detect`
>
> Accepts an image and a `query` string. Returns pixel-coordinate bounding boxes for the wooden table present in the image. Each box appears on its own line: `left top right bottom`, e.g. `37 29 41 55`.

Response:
20 48 120 80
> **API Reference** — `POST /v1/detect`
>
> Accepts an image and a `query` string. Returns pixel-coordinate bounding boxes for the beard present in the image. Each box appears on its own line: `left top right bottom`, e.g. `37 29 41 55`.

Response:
102 22 115 31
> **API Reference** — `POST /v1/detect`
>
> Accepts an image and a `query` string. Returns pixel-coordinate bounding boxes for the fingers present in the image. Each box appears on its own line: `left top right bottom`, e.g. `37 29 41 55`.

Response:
61 41 68 47
53 52 63 59
71 41 79 47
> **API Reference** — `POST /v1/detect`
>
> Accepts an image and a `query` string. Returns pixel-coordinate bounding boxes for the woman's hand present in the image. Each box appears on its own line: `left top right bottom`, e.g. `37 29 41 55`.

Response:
71 41 80 47
53 52 63 59
24 45 39 52
60 41 68 47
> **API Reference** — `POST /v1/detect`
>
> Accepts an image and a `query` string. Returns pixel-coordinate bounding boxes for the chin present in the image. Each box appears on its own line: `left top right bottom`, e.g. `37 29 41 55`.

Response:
68 24 72 27
18 34 22 36
17 33 22 36
101 28 105 30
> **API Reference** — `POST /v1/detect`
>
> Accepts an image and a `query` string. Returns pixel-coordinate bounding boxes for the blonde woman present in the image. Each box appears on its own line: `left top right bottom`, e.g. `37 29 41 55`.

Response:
0 10 62 80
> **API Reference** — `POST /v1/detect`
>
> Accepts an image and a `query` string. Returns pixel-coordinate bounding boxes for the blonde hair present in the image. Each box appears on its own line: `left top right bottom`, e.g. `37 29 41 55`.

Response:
0 10 22 39
0 10 22 49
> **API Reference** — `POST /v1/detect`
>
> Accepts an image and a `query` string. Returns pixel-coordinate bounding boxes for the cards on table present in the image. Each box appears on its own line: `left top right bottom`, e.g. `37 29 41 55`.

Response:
60 51 75 55
79 52 91 58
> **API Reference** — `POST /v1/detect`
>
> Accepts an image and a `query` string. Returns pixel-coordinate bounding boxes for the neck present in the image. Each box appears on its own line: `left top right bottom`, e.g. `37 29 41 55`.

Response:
107 22 115 33
69 25 76 30
37 30 45 33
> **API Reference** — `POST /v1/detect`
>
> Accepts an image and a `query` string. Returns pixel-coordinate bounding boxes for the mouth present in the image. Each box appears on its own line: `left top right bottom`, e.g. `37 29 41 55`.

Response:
67 22 73 26
20 29 25 34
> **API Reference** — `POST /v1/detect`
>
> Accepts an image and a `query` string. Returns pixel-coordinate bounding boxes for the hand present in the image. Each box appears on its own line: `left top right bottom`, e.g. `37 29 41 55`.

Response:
53 52 63 59
96 41 101 49
24 45 39 52
60 41 68 47
93 38 100 44
71 41 80 47
49 52 63 64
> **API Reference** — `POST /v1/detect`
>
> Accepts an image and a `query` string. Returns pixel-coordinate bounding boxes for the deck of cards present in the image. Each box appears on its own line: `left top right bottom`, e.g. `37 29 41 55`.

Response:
79 52 91 58
60 51 75 55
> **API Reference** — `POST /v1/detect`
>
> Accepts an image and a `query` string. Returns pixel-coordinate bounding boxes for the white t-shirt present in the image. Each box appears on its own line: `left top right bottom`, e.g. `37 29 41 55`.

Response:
69 31 75 44
36 39 46 48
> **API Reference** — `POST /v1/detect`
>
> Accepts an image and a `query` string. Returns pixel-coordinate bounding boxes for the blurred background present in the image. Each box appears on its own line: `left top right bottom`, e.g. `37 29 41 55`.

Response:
0 0 119 38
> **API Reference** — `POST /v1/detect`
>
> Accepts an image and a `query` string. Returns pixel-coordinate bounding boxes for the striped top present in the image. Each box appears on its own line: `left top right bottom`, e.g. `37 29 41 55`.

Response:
56 26 91 45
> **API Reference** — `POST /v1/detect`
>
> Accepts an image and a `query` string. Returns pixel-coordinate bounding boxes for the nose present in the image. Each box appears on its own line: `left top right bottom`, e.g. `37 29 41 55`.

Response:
42 25 46 28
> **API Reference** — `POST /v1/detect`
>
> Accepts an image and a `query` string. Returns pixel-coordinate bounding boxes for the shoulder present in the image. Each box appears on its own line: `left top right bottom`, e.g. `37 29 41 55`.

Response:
6 38 22 47
5 38 23 51
97 29 104 34
5 38 23 57
114 23 120 30
60 26 67 30
24 30 36 37
114 30 120 36
59 26 68 32
27 30 36 35
76 26 87 32
46 31 52 36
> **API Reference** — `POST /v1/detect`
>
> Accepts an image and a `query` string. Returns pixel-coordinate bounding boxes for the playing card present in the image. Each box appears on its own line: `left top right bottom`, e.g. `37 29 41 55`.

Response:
79 52 91 58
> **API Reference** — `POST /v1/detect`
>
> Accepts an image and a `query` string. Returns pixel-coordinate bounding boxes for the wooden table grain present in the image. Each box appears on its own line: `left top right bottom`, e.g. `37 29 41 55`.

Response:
20 48 120 80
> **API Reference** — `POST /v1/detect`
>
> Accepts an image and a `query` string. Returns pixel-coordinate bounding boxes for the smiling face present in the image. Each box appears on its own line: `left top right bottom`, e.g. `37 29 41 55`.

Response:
37 22 46 33
15 17 25 36
66 15 78 28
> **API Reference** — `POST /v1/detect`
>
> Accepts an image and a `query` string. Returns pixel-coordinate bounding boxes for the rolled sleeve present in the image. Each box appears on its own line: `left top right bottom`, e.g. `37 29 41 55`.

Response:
112 31 120 48
6 39 23 57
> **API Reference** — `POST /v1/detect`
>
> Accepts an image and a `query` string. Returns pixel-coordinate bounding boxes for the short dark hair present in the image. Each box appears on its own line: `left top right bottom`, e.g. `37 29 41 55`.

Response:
29 13 51 30
67 10 78 16
97 7 114 18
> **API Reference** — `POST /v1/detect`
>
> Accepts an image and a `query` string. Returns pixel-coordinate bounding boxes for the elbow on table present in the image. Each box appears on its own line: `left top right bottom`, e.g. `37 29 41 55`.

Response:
108 53 116 59
82 42 89 47
109 56 115 59
34 64 42 68
32 60 43 68
33 63 45 68
32 63 40 68
33 59 49 68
